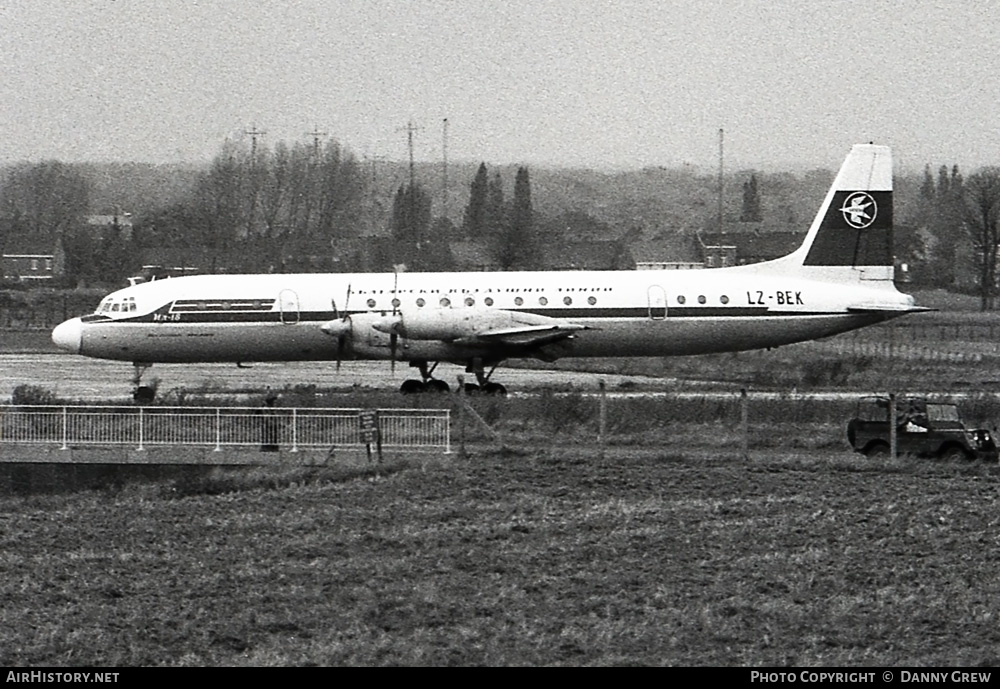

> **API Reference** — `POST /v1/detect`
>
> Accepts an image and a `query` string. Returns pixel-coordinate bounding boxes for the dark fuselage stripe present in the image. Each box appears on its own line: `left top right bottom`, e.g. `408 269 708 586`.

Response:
101 306 855 325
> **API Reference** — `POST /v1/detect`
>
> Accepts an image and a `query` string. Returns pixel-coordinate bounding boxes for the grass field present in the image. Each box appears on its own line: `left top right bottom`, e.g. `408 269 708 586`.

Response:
2 449 1000 666
4 288 1000 666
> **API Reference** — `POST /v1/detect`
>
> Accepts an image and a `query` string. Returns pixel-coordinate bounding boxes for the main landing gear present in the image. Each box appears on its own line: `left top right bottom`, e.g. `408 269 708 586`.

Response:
132 362 156 404
399 361 451 394
398 359 508 396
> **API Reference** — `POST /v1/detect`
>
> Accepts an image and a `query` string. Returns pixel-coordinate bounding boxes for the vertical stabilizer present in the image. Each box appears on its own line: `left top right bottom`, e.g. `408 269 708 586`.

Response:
782 144 893 278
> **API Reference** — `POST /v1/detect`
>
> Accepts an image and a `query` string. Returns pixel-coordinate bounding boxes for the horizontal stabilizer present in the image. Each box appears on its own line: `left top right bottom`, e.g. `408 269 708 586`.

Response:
847 304 935 314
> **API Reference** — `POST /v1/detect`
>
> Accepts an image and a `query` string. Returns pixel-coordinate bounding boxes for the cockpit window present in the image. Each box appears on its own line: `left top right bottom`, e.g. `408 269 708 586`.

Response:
97 296 137 315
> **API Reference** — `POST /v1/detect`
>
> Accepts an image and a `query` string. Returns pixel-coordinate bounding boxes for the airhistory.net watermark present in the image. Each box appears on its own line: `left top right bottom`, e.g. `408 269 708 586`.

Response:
6 672 119 683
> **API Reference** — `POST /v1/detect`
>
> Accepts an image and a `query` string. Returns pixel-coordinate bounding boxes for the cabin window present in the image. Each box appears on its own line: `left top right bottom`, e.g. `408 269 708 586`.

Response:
588 296 597 306
391 298 401 309
539 297 548 306
366 298 376 308
514 297 524 306
440 297 451 308
464 297 475 307
111 303 120 312
416 298 426 307
720 295 730 304
484 297 494 307
698 295 706 304
677 296 686 305
563 296 572 305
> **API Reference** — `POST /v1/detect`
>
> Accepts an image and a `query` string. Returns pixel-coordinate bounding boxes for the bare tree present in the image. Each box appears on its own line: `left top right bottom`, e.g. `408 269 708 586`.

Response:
962 167 1000 310
259 141 292 239
0 161 91 250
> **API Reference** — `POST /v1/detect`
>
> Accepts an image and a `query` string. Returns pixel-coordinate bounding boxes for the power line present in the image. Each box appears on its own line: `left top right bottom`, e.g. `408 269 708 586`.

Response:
305 125 328 160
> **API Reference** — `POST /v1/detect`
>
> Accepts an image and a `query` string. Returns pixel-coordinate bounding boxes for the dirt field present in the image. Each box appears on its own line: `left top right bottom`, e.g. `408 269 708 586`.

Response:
2 449 999 666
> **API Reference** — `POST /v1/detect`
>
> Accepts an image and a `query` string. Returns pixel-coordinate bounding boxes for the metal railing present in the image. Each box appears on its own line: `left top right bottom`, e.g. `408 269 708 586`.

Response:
0 406 451 453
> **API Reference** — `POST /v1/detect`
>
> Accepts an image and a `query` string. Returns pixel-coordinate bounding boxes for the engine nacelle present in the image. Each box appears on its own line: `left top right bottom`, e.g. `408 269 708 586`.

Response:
375 308 562 341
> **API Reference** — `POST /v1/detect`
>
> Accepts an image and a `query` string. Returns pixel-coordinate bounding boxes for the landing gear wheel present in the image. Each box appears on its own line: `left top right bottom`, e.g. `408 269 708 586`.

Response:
481 382 507 396
399 379 426 395
864 442 890 459
940 446 969 462
425 379 450 394
133 386 155 405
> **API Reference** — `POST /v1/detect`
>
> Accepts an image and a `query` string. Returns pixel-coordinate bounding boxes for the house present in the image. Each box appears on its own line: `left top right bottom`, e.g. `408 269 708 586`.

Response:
86 212 134 241
631 236 704 270
2 254 57 281
535 240 636 271
700 225 803 266
1 238 66 282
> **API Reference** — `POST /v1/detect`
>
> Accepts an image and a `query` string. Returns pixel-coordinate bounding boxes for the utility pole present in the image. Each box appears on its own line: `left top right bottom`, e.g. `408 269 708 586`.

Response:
245 124 266 240
306 125 327 161
442 118 449 221
245 124 266 166
718 127 724 235
397 120 424 242
397 120 423 194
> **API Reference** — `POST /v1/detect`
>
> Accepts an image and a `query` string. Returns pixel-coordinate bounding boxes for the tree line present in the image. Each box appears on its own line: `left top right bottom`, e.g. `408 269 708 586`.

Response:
3 138 1000 310
0 137 545 283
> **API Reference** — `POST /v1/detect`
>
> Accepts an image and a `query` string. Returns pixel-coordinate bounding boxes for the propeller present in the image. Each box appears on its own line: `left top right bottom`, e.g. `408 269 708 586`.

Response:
320 284 351 371
389 271 399 373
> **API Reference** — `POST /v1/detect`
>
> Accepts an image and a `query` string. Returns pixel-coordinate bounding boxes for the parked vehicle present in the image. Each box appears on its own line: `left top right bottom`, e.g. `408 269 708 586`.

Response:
847 396 998 461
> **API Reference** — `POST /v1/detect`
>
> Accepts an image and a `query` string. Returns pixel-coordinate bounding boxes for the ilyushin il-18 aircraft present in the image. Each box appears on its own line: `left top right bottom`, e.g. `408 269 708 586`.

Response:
52 143 923 395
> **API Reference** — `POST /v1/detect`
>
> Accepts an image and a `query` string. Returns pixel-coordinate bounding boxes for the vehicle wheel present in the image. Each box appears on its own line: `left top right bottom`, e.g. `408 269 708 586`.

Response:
399 379 426 394
482 382 507 396
425 379 450 394
940 445 969 462
133 386 155 405
864 442 890 459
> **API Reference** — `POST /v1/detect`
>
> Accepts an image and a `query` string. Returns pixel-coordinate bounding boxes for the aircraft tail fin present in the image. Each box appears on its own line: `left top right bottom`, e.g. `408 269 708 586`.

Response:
776 143 894 279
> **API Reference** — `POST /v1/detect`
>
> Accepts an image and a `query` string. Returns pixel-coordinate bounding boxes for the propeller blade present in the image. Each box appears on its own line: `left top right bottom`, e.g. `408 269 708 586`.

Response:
336 284 351 373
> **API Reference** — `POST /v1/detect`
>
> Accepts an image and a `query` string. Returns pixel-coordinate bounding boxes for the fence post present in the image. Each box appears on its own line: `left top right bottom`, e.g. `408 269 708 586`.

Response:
740 388 749 462
290 408 299 453
444 409 452 455
61 406 68 450
456 374 467 459
889 392 897 459
598 379 607 460
214 408 222 451
137 407 145 451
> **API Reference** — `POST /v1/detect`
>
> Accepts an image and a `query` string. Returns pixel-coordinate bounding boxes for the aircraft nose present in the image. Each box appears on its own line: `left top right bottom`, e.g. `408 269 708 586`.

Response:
52 318 83 354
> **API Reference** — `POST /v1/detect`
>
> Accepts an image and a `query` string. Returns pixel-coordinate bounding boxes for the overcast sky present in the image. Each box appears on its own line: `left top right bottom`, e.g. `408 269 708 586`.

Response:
2 0 998 172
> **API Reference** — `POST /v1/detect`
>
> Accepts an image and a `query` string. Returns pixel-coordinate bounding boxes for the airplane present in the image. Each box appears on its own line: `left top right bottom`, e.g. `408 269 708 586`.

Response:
52 143 924 396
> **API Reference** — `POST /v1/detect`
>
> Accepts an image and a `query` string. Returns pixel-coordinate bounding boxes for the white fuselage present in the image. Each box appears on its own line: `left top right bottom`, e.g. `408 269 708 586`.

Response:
53 264 915 365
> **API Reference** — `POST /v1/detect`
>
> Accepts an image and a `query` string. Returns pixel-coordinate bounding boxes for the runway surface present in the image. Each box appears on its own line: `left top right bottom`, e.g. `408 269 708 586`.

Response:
3 353 987 404
0 353 669 402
